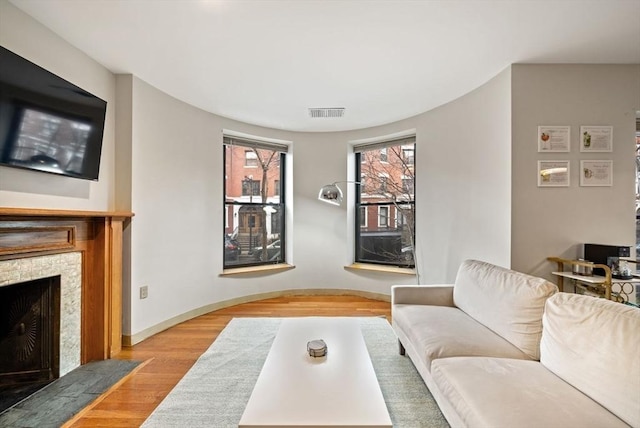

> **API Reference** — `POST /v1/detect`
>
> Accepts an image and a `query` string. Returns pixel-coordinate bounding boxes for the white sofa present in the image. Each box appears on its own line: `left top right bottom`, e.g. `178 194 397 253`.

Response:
392 259 640 428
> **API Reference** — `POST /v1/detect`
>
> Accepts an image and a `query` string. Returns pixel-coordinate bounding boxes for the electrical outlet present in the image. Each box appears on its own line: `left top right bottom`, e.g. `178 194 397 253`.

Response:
140 285 148 299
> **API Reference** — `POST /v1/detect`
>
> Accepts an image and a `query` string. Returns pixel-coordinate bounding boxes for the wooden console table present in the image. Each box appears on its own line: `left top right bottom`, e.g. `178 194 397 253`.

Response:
0 207 133 362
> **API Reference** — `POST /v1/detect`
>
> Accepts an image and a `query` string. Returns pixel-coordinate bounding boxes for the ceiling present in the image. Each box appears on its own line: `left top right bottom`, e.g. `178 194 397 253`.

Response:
9 0 640 133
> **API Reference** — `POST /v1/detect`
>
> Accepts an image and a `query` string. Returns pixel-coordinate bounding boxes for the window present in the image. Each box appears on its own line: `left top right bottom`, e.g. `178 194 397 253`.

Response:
395 206 405 227
242 179 261 196
378 206 390 228
360 206 368 228
402 175 414 193
394 204 412 228
355 136 415 267
245 150 258 167
224 135 287 268
403 147 414 165
378 174 389 193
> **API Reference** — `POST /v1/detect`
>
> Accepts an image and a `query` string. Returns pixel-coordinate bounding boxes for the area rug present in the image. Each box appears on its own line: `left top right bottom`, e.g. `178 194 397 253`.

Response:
142 317 448 427
0 359 142 428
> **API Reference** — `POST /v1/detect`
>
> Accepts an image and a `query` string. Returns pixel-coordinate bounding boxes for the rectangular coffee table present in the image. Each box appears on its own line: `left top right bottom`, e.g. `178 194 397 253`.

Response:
238 317 392 427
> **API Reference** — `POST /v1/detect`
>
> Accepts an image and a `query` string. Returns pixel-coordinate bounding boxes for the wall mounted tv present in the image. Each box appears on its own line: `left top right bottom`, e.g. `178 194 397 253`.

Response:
0 46 107 181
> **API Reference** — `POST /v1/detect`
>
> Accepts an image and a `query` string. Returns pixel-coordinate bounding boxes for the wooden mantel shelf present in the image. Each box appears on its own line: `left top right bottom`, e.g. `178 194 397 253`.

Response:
0 207 134 218
0 207 133 363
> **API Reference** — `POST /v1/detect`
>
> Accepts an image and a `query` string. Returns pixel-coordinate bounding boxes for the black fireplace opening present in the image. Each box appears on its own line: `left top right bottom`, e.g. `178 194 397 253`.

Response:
0 275 61 412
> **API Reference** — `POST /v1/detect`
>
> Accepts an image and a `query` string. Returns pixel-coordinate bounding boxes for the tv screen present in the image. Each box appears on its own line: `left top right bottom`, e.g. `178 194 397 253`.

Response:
0 46 107 181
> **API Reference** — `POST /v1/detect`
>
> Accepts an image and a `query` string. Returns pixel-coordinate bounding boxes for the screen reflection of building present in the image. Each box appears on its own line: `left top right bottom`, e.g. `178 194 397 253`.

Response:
4 107 91 176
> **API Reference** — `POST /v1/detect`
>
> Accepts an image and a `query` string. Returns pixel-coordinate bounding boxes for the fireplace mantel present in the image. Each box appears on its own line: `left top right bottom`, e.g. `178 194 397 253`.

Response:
0 207 133 219
0 207 133 363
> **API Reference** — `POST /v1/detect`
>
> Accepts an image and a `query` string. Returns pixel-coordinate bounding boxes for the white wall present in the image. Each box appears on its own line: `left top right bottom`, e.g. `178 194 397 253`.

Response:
404 67 512 280
128 76 220 333
124 77 411 334
115 74 134 335
123 70 512 337
511 64 640 280
0 1 116 211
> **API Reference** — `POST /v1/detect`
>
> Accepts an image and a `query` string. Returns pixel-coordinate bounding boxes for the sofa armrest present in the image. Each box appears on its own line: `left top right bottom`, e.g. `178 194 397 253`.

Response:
391 284 455 307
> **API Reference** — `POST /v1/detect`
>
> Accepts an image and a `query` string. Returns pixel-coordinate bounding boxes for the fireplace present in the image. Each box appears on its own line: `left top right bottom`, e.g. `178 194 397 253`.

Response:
0 208 132 366
0 253 82 378
0 276 61 388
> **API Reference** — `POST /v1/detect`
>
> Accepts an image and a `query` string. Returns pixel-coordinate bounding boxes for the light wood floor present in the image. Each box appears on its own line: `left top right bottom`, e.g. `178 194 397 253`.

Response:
65 295 391 427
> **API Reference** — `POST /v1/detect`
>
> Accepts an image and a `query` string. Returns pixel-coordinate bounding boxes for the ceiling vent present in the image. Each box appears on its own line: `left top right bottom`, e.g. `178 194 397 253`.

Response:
309 108 345 118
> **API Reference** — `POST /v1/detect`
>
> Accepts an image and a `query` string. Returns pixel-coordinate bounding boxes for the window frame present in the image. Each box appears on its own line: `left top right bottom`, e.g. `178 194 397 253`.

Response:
360 206 368 228
245 150 258 167
378 205 390 228
223 135 287 269
403 147 414 165
402 175 414 193
354 136 416 268
395 206 404 228
241 179 261 196
380 147 388 163
377 173 389 193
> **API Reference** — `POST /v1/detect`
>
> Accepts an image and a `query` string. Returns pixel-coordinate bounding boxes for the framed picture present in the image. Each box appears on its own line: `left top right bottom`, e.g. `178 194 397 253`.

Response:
580 126 613 152
538 160 570 187
580 160 612 186
538 126 570 152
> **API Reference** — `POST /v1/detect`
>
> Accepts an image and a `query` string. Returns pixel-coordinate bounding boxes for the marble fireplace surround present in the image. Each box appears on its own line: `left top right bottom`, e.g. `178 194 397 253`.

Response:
0 208 133 364
0 253 82 376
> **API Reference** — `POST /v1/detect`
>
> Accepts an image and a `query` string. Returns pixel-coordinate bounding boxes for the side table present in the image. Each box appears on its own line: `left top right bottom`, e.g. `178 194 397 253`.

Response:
551 271 640 305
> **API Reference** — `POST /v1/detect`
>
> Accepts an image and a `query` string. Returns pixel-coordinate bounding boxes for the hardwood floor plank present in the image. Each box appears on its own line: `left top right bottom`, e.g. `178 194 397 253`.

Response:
65 295 391 427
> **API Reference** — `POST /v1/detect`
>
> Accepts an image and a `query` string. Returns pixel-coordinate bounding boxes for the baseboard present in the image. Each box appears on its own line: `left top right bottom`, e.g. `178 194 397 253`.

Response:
122 289 390 346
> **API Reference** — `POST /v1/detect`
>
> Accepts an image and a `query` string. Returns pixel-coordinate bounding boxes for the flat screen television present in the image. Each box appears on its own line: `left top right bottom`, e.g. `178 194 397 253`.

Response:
0 46 107 181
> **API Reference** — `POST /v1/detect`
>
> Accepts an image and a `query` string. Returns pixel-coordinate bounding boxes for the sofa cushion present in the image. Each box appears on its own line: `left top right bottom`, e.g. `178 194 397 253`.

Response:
541 293 640 427
393 304 531 372
453 259 557 360
431 356 630 428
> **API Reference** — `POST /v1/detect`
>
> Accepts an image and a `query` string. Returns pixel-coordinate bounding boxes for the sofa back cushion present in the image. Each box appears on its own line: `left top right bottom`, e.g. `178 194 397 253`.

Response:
453 260 558 360
541 293 640 427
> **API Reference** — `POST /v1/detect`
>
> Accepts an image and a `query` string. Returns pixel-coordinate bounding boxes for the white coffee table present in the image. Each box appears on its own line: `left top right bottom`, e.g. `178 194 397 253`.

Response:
238 317 392 428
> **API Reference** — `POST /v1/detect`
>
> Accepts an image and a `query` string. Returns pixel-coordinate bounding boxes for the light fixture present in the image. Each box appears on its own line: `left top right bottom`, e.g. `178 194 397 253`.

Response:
318 183 343 205
317 182 360 206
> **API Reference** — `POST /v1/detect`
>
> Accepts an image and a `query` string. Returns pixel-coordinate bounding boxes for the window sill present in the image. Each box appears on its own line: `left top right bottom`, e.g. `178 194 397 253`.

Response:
344 263 416 276
220 263 295 276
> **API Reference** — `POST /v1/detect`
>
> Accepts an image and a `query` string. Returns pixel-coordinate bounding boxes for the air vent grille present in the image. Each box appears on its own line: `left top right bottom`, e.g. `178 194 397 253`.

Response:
309 108 345 118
